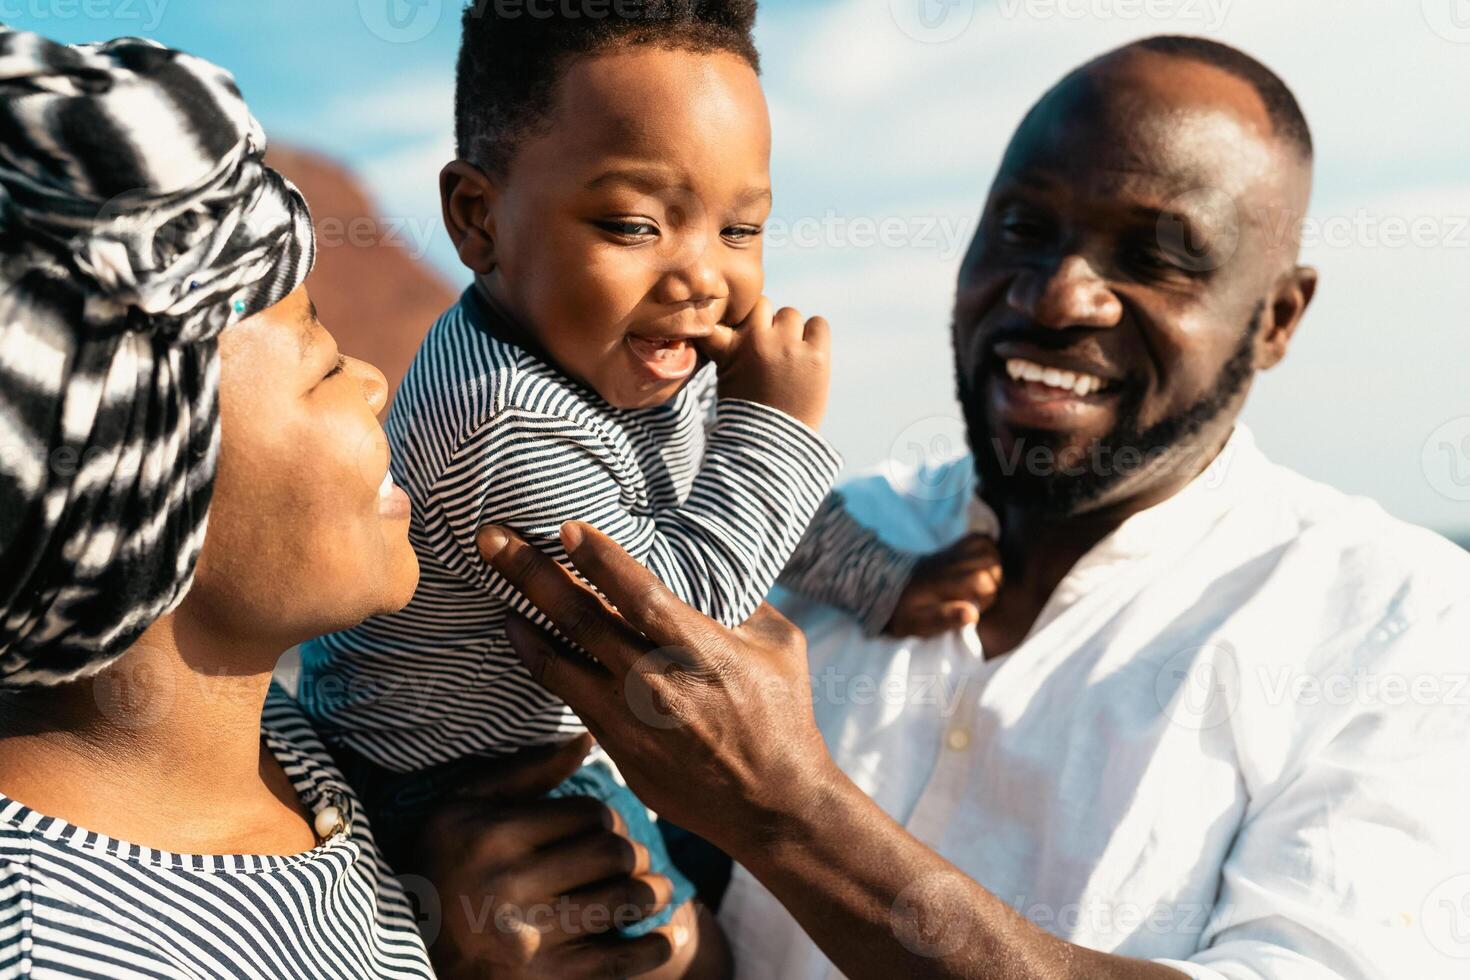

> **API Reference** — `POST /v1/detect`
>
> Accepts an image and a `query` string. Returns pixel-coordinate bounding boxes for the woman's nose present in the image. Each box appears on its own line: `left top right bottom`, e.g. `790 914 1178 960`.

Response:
348 356 390 415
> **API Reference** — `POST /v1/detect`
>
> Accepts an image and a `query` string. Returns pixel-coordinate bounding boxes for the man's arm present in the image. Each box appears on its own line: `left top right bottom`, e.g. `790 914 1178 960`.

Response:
477 521 1188 980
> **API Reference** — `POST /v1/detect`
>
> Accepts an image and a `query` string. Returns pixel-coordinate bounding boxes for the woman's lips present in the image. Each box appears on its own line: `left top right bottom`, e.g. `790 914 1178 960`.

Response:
625 335 699 382
378 471 411 520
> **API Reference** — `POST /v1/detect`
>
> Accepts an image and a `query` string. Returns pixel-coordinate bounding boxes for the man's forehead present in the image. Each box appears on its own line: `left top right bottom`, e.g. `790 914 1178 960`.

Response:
1000 53 1291 204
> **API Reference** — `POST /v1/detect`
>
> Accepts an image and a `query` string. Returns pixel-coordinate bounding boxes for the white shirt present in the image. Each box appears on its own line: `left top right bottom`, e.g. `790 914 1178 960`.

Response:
720 426 1470 980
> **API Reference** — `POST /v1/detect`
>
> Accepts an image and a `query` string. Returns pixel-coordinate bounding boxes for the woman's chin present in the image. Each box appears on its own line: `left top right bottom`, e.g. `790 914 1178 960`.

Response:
383 550 421 613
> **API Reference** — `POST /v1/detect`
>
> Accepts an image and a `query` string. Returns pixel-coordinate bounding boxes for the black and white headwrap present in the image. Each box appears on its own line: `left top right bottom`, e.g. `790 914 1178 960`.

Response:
0 27 316 686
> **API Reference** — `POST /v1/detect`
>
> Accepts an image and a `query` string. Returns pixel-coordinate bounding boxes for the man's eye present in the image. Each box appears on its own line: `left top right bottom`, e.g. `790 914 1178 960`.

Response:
1000 217 1048 244
1126 240 1203 280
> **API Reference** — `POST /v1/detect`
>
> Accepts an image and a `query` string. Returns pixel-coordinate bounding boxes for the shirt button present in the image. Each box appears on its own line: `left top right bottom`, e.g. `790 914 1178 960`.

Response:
946 729 972 751
314 805 346 840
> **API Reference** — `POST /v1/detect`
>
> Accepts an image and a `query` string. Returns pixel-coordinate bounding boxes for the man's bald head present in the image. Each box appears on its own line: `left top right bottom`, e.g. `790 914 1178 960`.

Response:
998 35 1315 277
1113 36 1312 160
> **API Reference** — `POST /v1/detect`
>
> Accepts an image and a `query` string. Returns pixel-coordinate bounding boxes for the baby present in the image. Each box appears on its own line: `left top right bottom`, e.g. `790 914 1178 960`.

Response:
301 0 998 956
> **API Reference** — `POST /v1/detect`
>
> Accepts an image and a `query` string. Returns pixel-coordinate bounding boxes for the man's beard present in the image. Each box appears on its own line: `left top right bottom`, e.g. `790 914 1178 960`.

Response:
958 303 1261 518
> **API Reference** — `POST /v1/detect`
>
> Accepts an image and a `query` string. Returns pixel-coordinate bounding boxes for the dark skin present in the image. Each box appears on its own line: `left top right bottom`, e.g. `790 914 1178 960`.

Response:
960 49 1316 656
438 42 997 638
0 287 417 858
473 47 1318 979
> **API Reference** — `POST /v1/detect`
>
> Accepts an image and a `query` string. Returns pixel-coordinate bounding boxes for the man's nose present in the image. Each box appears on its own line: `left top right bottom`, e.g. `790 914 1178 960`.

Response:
1006 255 1122 329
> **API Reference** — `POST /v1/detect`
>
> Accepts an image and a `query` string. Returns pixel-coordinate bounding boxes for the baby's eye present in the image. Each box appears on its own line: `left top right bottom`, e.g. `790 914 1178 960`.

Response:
596 219 659 240
325 355 346 380
722 224 763 243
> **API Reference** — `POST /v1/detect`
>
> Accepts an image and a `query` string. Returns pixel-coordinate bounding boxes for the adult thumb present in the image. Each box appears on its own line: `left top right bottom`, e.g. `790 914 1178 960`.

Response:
450 732 595 803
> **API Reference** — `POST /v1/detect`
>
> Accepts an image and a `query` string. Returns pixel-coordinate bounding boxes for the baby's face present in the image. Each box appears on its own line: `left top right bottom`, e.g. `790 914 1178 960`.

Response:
484 45 772 409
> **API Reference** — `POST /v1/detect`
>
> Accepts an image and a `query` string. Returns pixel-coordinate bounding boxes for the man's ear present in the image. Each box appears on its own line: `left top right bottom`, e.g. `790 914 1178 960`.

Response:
1254 264 1318 371
440 160 499 275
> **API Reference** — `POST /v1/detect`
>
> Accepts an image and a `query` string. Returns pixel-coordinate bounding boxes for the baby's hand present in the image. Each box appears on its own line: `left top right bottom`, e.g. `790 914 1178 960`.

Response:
697 296 830 429
884 533 1003 638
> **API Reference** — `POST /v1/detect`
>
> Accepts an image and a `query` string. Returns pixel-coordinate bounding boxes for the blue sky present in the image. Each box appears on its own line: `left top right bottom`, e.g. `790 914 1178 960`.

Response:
8 0 1470 537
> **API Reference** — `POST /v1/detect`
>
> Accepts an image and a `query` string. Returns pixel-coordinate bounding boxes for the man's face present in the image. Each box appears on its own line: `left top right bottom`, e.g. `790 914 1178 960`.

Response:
952 52 1312 517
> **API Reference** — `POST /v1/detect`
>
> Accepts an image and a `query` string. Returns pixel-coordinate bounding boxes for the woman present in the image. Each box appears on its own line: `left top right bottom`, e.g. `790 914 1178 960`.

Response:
0 28 688 979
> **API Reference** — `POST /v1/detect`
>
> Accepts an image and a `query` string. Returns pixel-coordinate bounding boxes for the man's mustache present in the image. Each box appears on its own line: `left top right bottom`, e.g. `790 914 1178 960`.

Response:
967 323 1139 390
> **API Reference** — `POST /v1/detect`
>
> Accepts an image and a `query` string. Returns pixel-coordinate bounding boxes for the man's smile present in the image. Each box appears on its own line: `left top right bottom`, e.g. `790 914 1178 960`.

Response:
976 336 1132 434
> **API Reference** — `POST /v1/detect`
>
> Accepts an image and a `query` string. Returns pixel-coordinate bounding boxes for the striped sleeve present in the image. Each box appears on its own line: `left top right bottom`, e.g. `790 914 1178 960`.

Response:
779 491 922 635
431 398 842 628
0 857 27 979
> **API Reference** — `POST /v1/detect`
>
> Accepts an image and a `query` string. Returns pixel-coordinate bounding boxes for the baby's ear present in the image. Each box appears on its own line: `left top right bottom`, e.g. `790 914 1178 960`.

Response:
439 159 500 274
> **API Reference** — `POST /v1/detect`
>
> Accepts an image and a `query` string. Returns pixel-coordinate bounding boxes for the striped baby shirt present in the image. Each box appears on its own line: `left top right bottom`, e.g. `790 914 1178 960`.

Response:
300 289 917 772
0 686 435 979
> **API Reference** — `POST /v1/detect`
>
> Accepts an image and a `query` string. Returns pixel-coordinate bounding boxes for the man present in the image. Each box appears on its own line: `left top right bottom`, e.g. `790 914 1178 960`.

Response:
470 36 1470 979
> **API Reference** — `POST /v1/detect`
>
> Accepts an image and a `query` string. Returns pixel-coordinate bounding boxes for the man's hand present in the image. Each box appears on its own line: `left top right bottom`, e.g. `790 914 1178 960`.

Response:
697 296 831 430
476 521 834 853
409 735 688 979
885 532 1003 638
475 522 1187 980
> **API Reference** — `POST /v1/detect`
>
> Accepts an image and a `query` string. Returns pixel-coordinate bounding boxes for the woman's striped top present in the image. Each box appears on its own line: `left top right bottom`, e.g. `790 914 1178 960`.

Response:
0 686 435 979
300 289 917 772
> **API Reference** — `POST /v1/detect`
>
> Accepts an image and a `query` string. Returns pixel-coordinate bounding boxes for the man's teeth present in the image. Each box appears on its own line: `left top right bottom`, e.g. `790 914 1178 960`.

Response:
1004 357 1107 396
379 472 395 498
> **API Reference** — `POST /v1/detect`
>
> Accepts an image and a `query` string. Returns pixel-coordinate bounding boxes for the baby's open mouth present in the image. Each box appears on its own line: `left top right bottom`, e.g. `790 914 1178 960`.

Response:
626 335 699 382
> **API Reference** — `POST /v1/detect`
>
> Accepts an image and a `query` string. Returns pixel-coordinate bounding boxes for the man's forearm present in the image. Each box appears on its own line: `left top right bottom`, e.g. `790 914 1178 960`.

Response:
725 762 1188 980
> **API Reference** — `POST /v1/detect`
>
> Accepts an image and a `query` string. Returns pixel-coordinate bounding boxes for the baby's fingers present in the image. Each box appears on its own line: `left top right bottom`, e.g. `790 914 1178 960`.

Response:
893 600 980 639
943 566 1002 613
803 315 831 352
693 323 739 366
936 600 981 632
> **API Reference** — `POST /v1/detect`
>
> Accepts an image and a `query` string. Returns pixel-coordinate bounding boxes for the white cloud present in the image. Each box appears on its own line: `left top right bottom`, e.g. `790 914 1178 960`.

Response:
312 0 1470 536
755 0 1470 536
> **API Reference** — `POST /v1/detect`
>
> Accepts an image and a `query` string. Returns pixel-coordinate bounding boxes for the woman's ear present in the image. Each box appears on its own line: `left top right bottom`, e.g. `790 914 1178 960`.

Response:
440 160 500 275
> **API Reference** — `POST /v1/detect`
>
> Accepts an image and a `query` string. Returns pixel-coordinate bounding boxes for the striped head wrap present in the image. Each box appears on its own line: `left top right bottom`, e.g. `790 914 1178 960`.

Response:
0 27 316 686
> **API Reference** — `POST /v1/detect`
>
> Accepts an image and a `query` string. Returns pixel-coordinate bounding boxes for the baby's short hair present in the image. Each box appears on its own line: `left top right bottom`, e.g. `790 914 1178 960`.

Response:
454 0 761 175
